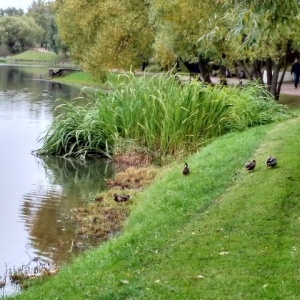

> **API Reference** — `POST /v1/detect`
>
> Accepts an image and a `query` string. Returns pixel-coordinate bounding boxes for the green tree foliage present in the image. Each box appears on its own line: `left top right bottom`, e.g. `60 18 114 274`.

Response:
150 0 232 82
0 7 24 16
222 0 299 44
0 44 10 57
27 0 63 52
56 0 154 78
56 0 300 97
46 17 68 54
0 16 43 53
212 0 300 98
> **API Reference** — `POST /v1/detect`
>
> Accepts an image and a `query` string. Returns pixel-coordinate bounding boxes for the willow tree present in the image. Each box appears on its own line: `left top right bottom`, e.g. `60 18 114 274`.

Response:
0 16 42 53
150 0 235 83
56 0 154 79
213 0 300 99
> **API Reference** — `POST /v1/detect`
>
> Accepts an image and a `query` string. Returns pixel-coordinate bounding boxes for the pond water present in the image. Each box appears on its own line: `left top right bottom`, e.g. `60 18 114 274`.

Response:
0 65 114 296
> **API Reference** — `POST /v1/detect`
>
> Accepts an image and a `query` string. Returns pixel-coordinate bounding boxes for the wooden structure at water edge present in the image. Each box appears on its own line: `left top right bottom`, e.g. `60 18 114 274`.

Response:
49 68 80 78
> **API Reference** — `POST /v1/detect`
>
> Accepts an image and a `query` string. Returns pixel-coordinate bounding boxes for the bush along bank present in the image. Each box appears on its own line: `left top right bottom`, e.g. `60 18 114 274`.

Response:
36 73 292 161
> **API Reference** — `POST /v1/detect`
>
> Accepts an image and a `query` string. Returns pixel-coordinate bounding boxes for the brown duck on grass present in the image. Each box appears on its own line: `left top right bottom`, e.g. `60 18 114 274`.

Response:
114 194 131 202
245 159 256 171
266 156 277 169
182 163 190 176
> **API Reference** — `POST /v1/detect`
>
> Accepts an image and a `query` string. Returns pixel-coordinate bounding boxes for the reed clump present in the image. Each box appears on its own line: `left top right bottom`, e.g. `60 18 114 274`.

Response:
37 74 291 160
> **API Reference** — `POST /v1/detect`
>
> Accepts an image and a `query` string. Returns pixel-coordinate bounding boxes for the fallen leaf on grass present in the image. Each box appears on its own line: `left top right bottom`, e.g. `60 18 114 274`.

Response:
219 251 230 255
120 280 129 284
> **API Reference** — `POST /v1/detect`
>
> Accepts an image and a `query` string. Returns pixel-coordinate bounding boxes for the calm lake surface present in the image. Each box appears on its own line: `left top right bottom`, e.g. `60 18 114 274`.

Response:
0 64 114 296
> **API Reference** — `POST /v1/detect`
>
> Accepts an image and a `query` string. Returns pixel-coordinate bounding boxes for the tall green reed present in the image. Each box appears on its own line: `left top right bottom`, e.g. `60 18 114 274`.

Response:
37 74 291 159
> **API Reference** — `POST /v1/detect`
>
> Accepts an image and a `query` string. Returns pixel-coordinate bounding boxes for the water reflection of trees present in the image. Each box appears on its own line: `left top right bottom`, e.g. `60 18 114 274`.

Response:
48 81 63 90
0 66 45 88
0 65 82 99
21 156 115 263
40 156 115 199
21 191 76 263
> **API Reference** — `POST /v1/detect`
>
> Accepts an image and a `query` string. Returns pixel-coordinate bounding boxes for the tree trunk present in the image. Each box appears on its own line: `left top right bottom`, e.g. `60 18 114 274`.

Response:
218 65 227 85
269 41 292 100
275 56 288 100
250 60 263 83
265 58 273 92
237 60 251 79
274 41 292 100
198 55 212 84
270 60 280 98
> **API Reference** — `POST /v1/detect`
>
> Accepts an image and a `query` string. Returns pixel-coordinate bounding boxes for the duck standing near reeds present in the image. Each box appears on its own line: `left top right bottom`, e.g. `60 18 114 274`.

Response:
182 163 190 175
245 159 256 172
265 156 277 169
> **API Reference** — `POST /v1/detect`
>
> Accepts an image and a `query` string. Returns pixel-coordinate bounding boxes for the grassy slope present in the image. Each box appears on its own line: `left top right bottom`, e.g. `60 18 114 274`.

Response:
11 107 300 299
53 72 102 87
52 71 140 89
7 50 66 62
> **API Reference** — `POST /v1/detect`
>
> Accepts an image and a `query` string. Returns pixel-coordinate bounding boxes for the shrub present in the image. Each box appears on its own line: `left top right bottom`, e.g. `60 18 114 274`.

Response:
37 74 292 159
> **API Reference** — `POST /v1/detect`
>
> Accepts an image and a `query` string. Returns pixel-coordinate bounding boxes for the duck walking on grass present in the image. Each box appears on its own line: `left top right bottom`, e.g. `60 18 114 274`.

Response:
245 159 256 172
114 194 131 202
182 163 190 176
266 156 277 169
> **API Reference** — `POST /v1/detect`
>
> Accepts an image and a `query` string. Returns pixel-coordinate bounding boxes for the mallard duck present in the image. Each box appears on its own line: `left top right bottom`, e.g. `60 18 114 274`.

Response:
266 156 277 169
182 163 190 175
114 194 131 202
245 159 256 171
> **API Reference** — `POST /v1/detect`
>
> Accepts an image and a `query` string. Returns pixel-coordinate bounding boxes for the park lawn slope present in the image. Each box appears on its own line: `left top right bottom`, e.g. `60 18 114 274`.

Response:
11 113 300 300
51 71 143 89
52 71 102 87
7 50 67 62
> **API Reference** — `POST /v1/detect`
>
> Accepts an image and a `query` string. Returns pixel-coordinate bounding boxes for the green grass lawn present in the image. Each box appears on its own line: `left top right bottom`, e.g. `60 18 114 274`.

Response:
52 70 146 89
54 71 104 88
10 99 300 299
6 50 68 63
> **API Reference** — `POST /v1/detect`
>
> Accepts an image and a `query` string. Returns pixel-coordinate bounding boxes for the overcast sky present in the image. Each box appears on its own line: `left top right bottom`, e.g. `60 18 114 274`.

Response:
1 0 33 12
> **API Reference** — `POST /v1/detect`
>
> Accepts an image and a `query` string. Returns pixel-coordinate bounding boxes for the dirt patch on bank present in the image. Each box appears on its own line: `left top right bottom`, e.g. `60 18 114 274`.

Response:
69 165 159 250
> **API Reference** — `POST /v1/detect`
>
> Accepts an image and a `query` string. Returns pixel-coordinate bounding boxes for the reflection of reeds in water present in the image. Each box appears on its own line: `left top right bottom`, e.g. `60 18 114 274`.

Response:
20 156 116 263
38 156 115 197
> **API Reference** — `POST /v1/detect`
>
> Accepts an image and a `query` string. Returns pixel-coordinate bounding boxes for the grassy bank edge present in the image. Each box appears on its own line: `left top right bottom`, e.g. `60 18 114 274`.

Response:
5 50 68 63
10 110 300 299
